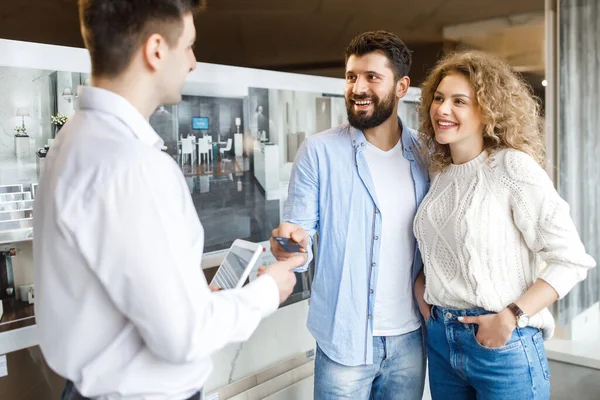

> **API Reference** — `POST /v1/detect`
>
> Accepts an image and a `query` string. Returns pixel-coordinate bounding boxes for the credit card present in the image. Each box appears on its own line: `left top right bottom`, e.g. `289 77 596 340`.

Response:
273 236 306 253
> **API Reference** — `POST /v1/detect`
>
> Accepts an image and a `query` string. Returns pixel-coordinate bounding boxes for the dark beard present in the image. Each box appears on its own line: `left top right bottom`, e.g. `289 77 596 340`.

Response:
346 88 396 131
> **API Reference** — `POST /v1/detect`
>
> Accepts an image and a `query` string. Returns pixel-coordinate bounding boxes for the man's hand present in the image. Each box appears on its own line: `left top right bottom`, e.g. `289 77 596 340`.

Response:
419 303 432 321
414 271 430 321
270 222 310 263
260 256 305 304
458 309 516 348
208 285 222 292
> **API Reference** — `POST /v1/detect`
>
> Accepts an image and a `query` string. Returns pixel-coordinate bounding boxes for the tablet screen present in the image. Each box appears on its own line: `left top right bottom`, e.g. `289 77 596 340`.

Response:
211 244 259 289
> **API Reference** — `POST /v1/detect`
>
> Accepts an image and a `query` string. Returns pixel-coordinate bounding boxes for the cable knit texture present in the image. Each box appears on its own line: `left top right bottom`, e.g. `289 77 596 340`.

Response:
414 149 596 339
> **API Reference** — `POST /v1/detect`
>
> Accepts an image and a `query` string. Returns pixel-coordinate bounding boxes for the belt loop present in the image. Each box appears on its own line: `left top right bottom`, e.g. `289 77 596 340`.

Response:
430 305 437 320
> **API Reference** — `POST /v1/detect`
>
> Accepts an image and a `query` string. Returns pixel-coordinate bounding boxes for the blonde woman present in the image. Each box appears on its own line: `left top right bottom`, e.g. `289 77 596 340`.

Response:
413 51 596 400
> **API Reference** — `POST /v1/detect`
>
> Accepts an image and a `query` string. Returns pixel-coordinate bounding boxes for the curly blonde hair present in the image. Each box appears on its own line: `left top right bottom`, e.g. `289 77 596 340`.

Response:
418 50 545 171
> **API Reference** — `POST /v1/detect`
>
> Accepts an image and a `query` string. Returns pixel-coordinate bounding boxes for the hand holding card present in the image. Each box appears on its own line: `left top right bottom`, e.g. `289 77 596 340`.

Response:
273 236 306 253
270 223 310 263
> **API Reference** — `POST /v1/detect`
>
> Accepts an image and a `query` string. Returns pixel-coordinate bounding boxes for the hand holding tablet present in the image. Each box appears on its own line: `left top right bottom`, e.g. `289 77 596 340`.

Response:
209 239 305 304
210 239 263 290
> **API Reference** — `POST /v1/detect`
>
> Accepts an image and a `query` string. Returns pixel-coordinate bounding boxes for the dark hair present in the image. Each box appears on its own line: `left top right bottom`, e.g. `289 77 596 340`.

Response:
78 0 200 77
345 31 412 80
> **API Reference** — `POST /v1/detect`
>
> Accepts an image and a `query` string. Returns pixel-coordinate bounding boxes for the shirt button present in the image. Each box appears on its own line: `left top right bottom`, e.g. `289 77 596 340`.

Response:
374 236 379 240
361 142 365 146
368 315 372 319
371 262 377 267
370 289 374 294
375 209 380 214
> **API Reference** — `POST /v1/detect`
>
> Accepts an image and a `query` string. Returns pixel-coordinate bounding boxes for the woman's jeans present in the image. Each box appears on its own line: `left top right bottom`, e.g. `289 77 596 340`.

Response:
426 306 550 400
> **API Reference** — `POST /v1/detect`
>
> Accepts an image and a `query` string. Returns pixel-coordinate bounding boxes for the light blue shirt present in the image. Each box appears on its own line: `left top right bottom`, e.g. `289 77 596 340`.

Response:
283 119 430 366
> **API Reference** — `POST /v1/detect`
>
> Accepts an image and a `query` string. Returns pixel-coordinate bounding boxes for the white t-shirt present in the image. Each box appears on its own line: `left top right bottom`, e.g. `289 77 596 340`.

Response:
364 139 421 336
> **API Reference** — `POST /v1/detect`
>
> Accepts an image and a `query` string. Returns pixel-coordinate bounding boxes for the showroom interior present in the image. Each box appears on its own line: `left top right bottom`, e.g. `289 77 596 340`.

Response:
0 0 598 399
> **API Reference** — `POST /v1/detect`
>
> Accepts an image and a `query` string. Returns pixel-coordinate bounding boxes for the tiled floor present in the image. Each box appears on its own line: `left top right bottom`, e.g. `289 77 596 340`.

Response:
185 169 281 253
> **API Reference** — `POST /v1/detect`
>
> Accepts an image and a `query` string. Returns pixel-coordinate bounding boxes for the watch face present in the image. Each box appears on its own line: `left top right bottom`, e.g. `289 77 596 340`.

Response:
517 315 530 328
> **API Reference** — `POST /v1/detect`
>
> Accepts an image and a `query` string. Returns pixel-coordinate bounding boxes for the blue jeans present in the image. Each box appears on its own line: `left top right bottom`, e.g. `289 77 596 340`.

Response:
314 327 425 399
426 306 551 400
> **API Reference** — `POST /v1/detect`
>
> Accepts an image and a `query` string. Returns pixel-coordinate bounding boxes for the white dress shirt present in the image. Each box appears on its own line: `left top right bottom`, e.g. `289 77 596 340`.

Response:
33 87 279 399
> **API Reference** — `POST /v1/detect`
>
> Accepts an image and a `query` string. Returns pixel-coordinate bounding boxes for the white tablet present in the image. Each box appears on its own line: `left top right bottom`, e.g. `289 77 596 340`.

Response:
210 239 264 290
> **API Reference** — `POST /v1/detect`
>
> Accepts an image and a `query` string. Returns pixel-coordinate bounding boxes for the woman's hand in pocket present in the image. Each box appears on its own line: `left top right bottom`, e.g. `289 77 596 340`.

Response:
458 309 516 348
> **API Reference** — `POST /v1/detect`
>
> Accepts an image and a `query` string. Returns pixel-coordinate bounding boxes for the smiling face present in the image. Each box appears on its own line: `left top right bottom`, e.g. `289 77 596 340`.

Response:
344 52 399 131
429 72 485 148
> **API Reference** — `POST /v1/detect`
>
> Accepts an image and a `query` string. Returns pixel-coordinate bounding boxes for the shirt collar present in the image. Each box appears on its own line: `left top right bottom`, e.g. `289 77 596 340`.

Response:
349 117 416 160
77 86 164 149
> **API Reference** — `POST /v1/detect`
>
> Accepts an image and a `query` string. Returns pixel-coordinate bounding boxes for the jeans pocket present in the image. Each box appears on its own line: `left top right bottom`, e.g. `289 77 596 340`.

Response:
532 331 551 381
471 327 522 352
425 314 433 326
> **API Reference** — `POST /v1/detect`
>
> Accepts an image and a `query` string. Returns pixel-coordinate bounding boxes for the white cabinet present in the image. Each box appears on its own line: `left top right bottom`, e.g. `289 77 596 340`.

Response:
253 142 280 200
14 136 29 160
234 133 243 156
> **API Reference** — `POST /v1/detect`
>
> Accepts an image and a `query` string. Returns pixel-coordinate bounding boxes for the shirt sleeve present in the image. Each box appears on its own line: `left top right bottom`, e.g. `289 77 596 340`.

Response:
283 138 320 271
70 150 279 364
505 150 596 298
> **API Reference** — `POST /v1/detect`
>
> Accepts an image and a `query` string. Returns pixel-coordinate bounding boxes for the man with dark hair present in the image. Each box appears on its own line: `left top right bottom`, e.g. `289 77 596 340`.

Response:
33 1 303 399
270 31 429 399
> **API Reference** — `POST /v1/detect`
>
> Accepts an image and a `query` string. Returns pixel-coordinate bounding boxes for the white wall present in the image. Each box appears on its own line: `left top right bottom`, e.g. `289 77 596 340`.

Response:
268 89 319 169
330 96 347 128
0 66 53 156
268 89 291 167
182 81 248 98
293 91 318 136
56 71 76 119
0 39 344 95
268 91 348 168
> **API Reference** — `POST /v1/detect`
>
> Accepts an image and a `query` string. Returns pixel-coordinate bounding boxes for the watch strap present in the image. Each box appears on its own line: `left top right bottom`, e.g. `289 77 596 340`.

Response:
508 302 524 318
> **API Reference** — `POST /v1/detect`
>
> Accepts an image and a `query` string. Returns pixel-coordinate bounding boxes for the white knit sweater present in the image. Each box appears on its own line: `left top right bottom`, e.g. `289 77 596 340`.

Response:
414 149 596 339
